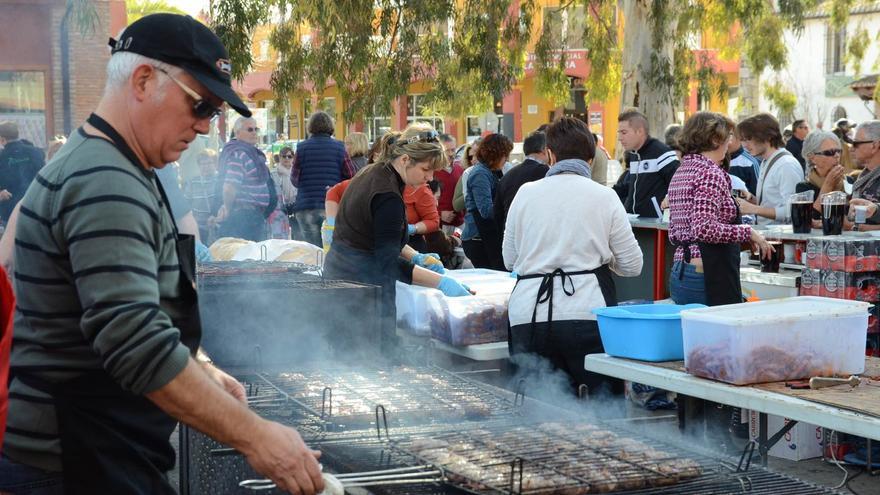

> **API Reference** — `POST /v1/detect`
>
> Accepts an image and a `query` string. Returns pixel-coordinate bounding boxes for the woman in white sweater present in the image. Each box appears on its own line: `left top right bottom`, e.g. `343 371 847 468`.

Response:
503 117 643 396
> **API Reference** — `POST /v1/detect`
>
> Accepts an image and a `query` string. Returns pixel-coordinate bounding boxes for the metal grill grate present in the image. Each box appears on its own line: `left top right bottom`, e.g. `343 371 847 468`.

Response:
254 366 521 430
179 367 846 495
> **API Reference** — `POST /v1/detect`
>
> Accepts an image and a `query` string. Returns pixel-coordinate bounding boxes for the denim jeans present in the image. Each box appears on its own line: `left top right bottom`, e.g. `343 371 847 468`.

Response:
669 260 708 305
0 454 64 495
293 208 325 248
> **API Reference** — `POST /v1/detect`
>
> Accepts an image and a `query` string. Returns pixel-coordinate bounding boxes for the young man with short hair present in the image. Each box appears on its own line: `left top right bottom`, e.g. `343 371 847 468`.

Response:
613 109 679 217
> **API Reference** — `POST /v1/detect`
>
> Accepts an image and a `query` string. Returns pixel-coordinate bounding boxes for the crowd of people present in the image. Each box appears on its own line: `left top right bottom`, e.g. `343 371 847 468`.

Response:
2 11 880 495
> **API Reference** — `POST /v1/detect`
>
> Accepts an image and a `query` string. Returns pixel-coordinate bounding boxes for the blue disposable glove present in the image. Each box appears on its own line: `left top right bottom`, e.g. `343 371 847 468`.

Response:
326 217 335 227
438 276 472 297
413 252 445 274
407 224 417 235
195 241 213 262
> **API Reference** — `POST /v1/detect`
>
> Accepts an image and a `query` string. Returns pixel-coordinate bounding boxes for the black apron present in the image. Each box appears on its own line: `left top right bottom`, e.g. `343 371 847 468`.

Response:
323 241 402 359
16 114 202 494
674 199 744 306
512 266 617 349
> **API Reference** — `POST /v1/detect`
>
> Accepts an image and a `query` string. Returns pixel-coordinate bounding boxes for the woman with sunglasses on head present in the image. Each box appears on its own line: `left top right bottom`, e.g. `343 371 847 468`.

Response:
324 124 471 357
268 146 298 239
794 130 845 221
452 140 480 213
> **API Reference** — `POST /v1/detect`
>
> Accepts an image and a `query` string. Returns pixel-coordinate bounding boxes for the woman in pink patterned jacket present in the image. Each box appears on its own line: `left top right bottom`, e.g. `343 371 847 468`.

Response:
667 112 774 306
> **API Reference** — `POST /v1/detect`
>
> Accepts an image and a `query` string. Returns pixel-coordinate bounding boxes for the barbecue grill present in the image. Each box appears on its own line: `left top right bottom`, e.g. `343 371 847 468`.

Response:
198 276 381 367
179 366 845 495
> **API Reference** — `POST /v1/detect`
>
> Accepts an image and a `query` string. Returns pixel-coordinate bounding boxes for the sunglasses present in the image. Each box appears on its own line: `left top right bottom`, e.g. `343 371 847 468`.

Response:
154 67 222 120
814 148 842 157
852 140 877 147
404 130 440 145
281 153 294 159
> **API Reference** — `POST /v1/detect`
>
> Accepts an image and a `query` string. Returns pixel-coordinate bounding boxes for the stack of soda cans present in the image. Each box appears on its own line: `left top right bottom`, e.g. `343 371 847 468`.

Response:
801 236 880 354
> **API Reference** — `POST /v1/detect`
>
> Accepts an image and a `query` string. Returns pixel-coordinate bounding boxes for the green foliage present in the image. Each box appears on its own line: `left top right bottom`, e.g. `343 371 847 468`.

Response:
743 15 788 72
846 25 871 75
195 0 875 125
211 0 269 80
763 80 797 119
125 0 186 23
66 0 100 36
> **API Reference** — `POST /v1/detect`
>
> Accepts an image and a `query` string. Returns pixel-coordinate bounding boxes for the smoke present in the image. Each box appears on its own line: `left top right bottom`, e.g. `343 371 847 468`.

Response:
196 269 388 371
507 351 626 421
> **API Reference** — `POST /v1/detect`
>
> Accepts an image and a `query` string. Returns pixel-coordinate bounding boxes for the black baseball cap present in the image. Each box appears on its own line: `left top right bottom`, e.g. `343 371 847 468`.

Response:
109 13 251 117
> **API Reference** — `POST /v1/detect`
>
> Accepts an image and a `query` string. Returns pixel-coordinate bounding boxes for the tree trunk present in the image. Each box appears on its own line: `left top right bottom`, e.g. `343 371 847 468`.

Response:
619 0 674 135
737 60 760 120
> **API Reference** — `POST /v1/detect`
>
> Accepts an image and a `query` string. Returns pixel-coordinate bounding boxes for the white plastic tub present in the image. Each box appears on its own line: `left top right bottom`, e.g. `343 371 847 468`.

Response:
680 297 869 385
396 269 514 341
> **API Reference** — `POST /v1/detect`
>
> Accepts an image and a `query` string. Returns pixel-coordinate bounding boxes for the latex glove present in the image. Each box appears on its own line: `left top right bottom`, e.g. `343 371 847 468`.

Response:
413 252 445 274
326 217 335 227
438 276 472 297
195 241 213 262
321 219 335 253
407 224 418 235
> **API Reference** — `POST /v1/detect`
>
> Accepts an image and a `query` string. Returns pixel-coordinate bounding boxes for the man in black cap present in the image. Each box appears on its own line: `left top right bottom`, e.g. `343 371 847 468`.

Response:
0 14 324 495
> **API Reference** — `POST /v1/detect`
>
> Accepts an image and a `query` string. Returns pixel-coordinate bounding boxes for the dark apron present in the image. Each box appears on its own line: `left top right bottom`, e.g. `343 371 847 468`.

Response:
674 200 744 306
16 113 202 494
324 241 400 358
511 266 617 350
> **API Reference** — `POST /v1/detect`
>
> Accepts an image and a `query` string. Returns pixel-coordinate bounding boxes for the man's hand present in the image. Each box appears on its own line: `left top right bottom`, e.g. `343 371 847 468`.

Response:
736 197 758 215
244 420 324 495
202 363 246 404
850 198 879 219
0 189 11 201
215 205 229 223
440 210 456 223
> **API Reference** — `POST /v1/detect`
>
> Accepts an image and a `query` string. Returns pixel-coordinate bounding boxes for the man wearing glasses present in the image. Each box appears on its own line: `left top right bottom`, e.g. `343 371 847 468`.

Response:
849 121 880 223
0 14 324 495
215 116 276 241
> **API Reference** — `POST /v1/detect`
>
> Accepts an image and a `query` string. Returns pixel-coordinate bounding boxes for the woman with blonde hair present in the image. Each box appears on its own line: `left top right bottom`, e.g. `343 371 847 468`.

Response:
324 124 471 356
344 132 370 171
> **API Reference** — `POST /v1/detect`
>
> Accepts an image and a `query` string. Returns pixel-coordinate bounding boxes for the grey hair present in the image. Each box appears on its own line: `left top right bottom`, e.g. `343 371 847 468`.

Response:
802 130 841 170
232 116 256 134
104 52 178 96
856 120 880 142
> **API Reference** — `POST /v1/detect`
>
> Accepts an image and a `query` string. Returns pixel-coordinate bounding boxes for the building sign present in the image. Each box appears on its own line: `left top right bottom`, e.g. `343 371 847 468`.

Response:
524 49 589 78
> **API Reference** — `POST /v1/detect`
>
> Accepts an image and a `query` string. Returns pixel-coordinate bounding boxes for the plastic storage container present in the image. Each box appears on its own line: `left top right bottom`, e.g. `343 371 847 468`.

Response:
592 304 705 361
681 296 870 385
396 269 514 343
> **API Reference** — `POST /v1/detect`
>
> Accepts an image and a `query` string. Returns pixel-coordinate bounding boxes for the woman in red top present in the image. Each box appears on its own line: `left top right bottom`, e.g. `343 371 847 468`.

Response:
404 183 440 252
667 112 773 306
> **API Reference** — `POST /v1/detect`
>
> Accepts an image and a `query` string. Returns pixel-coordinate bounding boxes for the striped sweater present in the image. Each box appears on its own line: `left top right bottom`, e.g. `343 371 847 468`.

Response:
5 129 193 471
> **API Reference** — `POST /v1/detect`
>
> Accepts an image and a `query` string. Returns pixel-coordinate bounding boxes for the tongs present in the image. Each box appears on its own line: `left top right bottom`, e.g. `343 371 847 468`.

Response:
239 465 444 491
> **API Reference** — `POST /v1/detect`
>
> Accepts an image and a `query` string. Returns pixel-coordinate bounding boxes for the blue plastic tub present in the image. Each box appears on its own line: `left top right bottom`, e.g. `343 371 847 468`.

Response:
591 304 705 361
